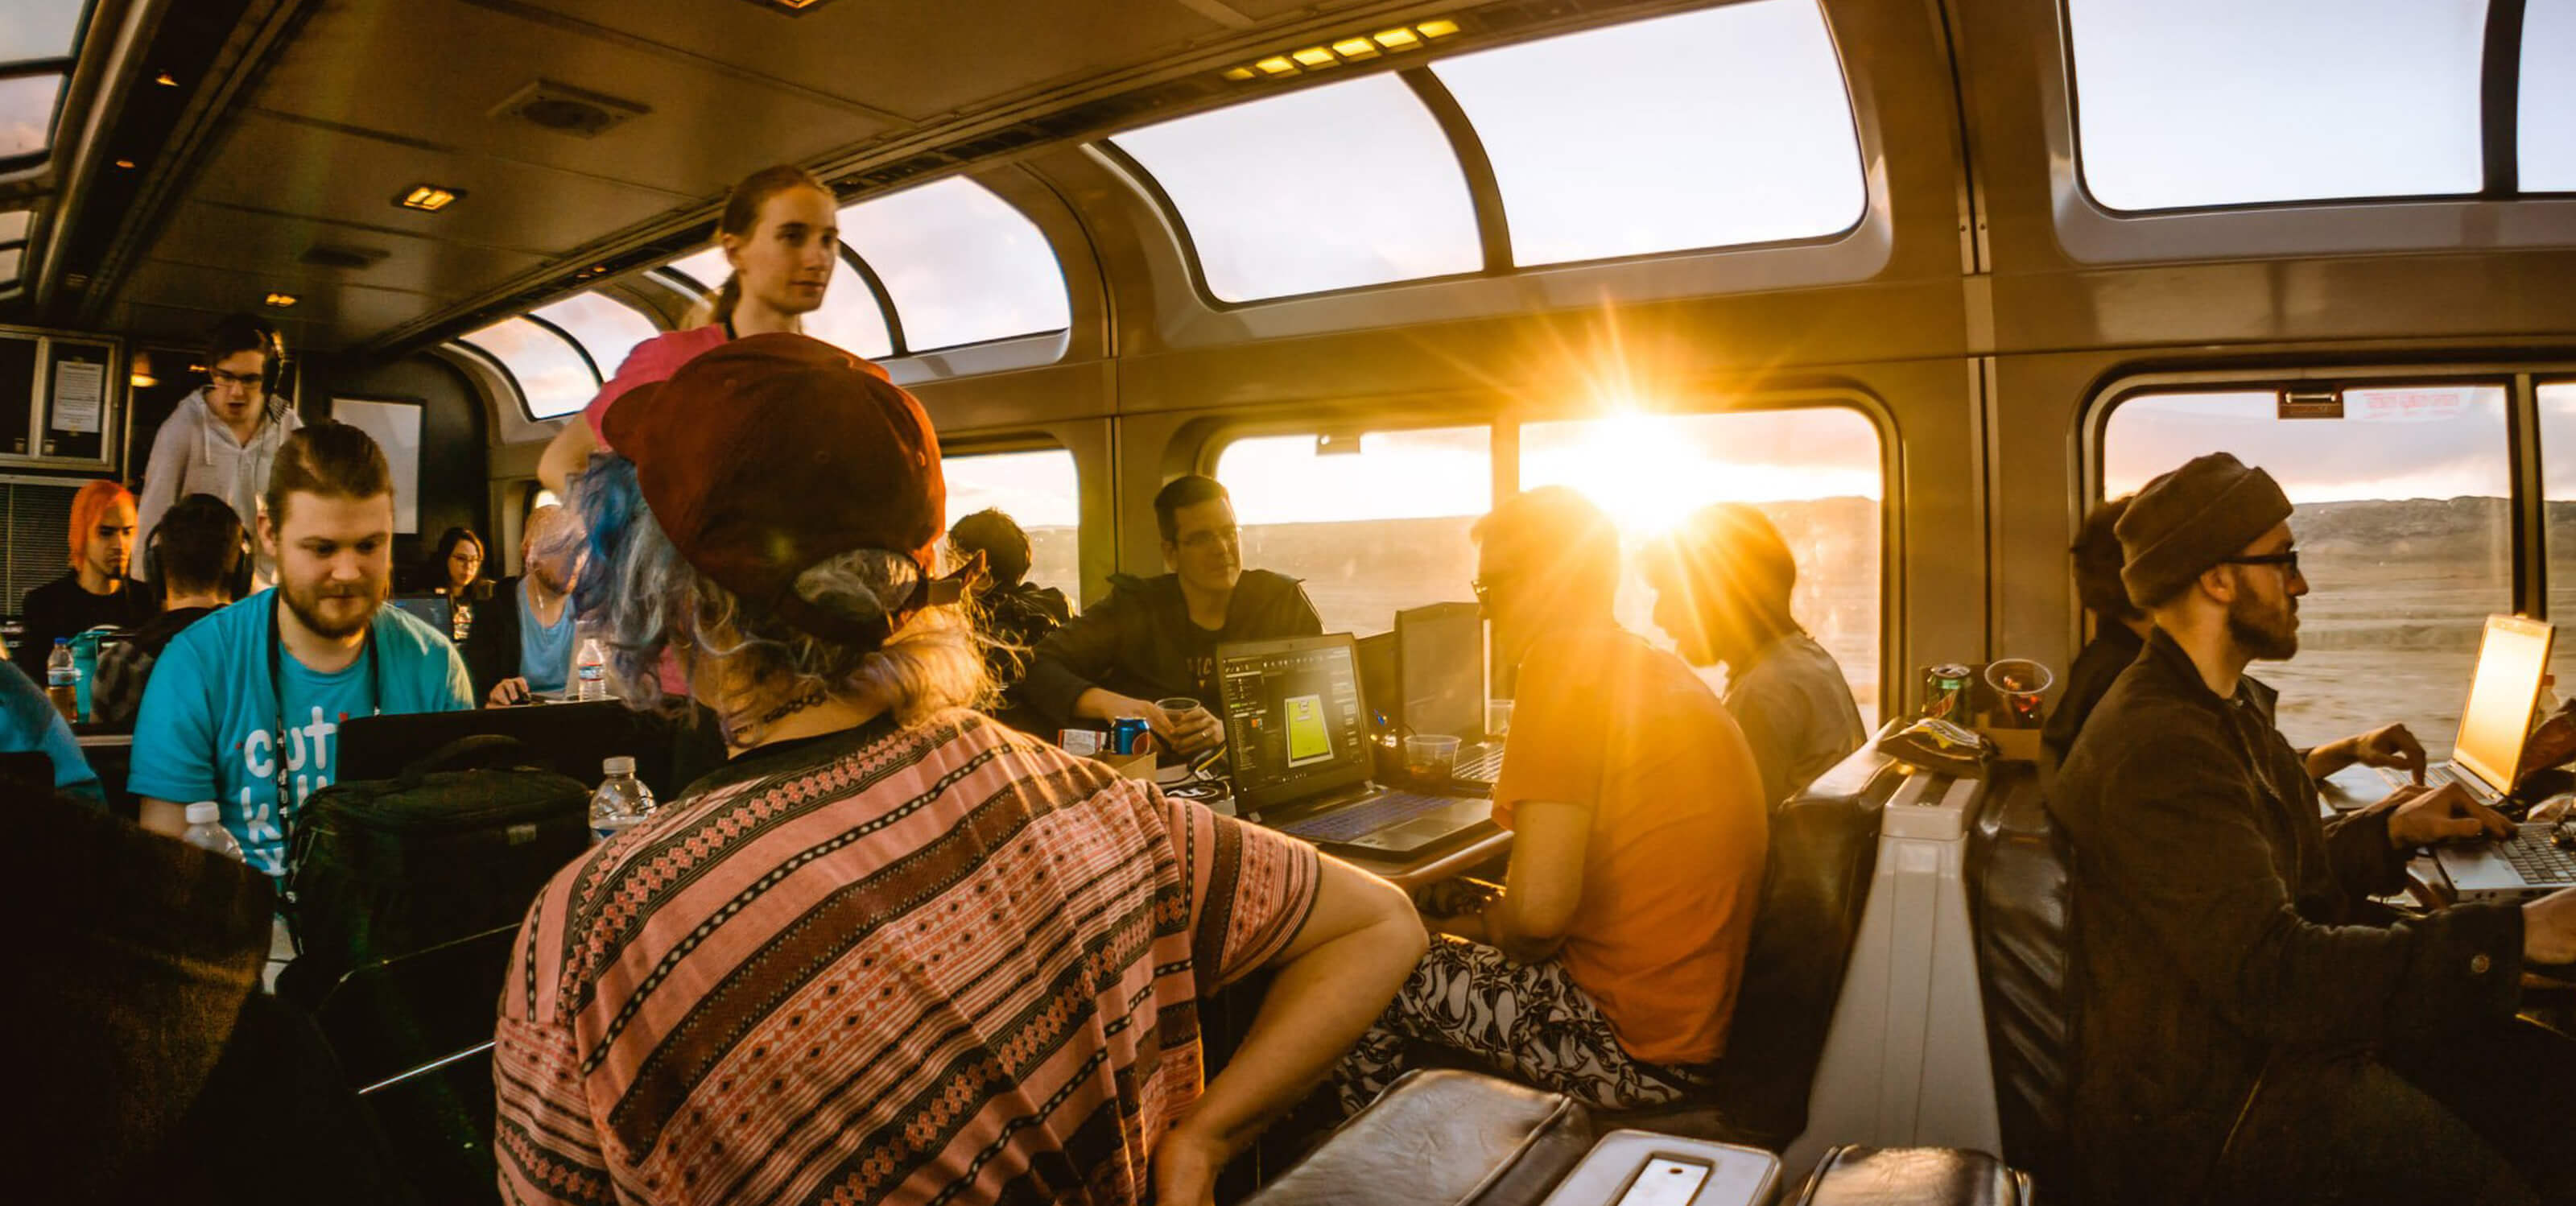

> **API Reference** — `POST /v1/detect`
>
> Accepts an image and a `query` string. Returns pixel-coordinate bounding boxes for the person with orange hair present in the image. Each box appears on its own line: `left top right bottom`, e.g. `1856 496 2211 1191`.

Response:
13 479 154 681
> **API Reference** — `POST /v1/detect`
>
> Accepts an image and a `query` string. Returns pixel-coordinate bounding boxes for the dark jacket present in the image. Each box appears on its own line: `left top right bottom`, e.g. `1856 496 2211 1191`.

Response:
90 605 219 727
972 581 1071 708
2049 628 2524 1205
2041 621 2147 771
14 572 157 680
1022 570 1322 727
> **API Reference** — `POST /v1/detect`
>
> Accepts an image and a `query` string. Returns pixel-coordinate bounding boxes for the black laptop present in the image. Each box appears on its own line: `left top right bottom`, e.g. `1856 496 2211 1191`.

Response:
1216 633 1491 857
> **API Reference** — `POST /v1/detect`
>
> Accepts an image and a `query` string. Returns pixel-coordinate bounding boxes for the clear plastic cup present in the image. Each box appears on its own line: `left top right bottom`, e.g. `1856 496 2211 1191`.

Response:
1406 734 1462 780
1984 658 2056 729
1486 699 1515 738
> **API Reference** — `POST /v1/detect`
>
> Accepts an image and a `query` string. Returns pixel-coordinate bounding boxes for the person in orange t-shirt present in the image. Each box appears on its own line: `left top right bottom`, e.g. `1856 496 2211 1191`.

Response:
1334 486 1769 1113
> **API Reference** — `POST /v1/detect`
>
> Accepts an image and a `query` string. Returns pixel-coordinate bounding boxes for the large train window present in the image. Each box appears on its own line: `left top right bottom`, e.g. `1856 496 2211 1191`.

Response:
530 292 658 382
837 179 1069 353
1429 0 1862 266
1108 74 1484 304
2066 0 2486 210
2102 384 2512 754
457 316 597 420
1519 407 1882 721
2527 0 2576 190
1213 425 1492 634
942 448 1081 603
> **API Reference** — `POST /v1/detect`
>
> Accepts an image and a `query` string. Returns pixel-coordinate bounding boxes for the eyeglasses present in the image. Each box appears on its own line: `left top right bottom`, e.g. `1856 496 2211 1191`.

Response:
2222 551 2301 579
208 369 263 389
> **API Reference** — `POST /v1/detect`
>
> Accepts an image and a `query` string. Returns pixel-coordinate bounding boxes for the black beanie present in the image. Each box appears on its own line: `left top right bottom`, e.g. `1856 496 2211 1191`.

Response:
2116 452 2293 609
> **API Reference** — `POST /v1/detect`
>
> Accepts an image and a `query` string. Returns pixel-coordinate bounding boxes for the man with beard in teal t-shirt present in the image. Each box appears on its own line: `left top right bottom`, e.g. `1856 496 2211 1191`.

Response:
131 422 471 877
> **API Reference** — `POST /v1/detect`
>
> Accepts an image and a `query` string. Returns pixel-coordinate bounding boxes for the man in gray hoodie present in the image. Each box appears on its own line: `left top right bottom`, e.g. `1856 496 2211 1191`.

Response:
135 315 301 588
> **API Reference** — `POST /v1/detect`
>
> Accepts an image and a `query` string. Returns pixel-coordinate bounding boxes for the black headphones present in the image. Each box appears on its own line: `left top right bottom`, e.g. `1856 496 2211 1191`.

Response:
206 314 287 398
143 502 257 602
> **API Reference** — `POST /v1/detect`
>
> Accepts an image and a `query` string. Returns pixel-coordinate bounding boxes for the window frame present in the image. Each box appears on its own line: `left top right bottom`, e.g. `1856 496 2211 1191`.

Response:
936 435 1086 598
1099 7 1875 314
527 289 667 384
833 176 1072 355
2082 364 2568 639
452 317 602 423
1193 388 1902 716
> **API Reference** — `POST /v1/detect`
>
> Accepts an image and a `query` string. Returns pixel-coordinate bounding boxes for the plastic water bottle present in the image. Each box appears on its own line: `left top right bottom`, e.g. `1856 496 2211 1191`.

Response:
575 638 608 702
589 755 656 845
44 638 76 722
181 802 245 861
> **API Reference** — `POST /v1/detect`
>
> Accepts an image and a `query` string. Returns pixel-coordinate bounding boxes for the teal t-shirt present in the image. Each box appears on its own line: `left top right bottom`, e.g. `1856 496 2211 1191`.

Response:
129 590 474 876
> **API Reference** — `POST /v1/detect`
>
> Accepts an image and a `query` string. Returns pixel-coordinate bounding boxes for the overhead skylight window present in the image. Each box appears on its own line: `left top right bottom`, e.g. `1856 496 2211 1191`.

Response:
2524 0 2576 192
460 316 598 420
1430 0 1865 266
531 292 658 379
2066 0 2487 210
0 247 21 283
0 2 89 60
0 209 30 243
1108 73 1483 303
661 246 729 293
0 73 62 159
837 178 1069 352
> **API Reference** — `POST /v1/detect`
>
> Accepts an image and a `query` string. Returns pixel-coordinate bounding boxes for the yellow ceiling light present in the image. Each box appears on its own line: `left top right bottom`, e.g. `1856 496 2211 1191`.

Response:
1222 65 1257 81
1255 56 1298 76
1332 37 1379 60
397 184 462 212
263 292 298 308
152 71 176 87
1415 18 1460 38
1290 46 1335 67
1373 27 1420 49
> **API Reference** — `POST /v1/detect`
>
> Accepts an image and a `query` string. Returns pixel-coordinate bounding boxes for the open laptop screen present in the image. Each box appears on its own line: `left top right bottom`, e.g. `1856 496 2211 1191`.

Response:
2453 614 2555 792
1217 634 1373 812
1396 602 1484 742
386 593 452 634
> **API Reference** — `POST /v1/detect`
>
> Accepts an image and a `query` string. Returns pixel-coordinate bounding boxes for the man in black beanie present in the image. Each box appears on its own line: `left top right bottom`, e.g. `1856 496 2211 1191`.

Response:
2051 452 2576 1205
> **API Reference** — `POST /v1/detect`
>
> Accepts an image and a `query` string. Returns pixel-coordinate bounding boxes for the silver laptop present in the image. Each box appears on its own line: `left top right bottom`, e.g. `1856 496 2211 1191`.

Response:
1396 602 1506 789
1217 633 1492 857
2409 616 2570 900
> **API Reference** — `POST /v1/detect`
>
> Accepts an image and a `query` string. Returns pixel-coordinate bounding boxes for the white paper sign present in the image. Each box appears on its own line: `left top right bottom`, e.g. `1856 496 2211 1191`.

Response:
50 360 101 434
331 398 423 534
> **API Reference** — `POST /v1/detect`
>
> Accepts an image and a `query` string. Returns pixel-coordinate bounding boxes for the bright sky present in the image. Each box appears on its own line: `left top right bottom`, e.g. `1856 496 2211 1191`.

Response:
462 316 594 419
2103 386 2516 502
839 178 1070 351
944 448 1080 529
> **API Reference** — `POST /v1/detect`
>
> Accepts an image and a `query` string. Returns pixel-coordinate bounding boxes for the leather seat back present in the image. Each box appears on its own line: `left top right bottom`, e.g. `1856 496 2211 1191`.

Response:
1694 749 1899 1146
1968 777 2077 1196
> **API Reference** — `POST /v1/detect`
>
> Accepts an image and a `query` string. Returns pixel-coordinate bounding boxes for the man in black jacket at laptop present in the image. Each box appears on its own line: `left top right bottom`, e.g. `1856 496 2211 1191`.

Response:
1022 475 1320 753
2052 452 2576 1206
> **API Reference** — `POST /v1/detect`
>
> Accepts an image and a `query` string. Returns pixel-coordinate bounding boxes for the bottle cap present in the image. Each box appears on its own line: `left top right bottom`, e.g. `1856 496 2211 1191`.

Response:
603 755 635 775
52 637 67 646
184 801 221 824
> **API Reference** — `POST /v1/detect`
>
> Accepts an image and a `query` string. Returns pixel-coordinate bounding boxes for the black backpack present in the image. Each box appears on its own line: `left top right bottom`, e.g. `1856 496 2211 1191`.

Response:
280 735 591 1001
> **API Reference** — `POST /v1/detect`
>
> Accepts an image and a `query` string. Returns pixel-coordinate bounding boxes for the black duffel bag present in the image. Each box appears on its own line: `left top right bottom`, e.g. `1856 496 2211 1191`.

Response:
281 734 591 997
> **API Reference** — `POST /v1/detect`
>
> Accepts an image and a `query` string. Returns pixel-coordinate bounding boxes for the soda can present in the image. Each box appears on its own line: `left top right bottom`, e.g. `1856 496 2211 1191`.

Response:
1111 716 1150 756
1922 663 1973 721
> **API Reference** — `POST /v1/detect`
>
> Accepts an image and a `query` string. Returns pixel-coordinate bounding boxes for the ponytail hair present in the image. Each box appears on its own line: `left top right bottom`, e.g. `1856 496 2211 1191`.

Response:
706 164 831 328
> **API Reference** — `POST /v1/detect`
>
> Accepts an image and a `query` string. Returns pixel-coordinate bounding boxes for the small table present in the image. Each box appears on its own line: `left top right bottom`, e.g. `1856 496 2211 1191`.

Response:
1343 828 1514 893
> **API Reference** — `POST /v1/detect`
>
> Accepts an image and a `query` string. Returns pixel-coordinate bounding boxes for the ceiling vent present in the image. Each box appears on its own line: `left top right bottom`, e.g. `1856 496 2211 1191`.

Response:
301 244 388 271
489 81 649 139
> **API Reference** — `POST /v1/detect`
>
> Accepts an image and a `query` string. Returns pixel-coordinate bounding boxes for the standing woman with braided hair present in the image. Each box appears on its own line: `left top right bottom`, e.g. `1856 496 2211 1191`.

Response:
536 164 894 495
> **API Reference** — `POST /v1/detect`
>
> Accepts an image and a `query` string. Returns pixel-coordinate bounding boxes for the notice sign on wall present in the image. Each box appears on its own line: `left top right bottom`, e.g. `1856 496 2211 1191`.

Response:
49 360 101 434
331 397 424 534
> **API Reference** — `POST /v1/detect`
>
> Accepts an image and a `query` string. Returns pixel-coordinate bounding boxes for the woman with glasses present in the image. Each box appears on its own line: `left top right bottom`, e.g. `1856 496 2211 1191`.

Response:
134 313 301 589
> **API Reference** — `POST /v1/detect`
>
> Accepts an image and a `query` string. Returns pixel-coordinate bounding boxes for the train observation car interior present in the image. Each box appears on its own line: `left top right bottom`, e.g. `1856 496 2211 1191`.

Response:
8 0 2576 1202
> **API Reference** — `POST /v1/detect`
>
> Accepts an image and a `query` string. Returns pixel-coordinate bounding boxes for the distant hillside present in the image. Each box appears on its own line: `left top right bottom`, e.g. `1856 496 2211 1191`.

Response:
2289 497 2516 560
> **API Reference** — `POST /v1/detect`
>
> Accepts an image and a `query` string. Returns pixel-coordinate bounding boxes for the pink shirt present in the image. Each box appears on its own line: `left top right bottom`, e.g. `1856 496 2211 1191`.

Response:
584 325 895 448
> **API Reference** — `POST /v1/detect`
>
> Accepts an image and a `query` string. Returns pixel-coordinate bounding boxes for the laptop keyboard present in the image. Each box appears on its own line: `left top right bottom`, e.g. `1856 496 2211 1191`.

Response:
1277 791 1462 844
2500 830 2576 886
1455 746 1505 783
2377 762 2476 795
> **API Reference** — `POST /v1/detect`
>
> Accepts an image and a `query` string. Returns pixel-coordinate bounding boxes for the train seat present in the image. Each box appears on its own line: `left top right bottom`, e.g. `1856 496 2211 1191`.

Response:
1787 1145 2034 1206
1601 743 1901 1148
1967 777 2079 1198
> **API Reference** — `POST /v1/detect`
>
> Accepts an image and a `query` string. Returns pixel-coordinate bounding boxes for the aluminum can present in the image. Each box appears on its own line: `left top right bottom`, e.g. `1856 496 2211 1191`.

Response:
1922 663 1974 721
1111 716 1150 755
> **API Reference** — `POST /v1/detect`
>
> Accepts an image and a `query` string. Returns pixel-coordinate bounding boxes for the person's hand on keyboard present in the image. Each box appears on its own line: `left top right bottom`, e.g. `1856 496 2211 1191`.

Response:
2384 780 2514 849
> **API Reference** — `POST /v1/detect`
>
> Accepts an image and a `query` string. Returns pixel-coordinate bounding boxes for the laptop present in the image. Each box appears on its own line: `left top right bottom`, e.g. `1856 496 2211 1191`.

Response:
386 594 452 635
2396 615 2574 900
1216 633 1493 857
2377 613 2554 807
1397 602 1505 788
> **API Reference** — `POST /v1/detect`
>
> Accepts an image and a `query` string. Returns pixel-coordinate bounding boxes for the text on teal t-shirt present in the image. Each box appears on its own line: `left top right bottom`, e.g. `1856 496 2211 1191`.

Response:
128 590 474 876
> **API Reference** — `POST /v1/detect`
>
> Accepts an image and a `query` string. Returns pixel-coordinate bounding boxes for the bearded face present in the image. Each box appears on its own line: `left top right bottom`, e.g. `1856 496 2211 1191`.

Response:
2224 564 2301 662
269 492 392 641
